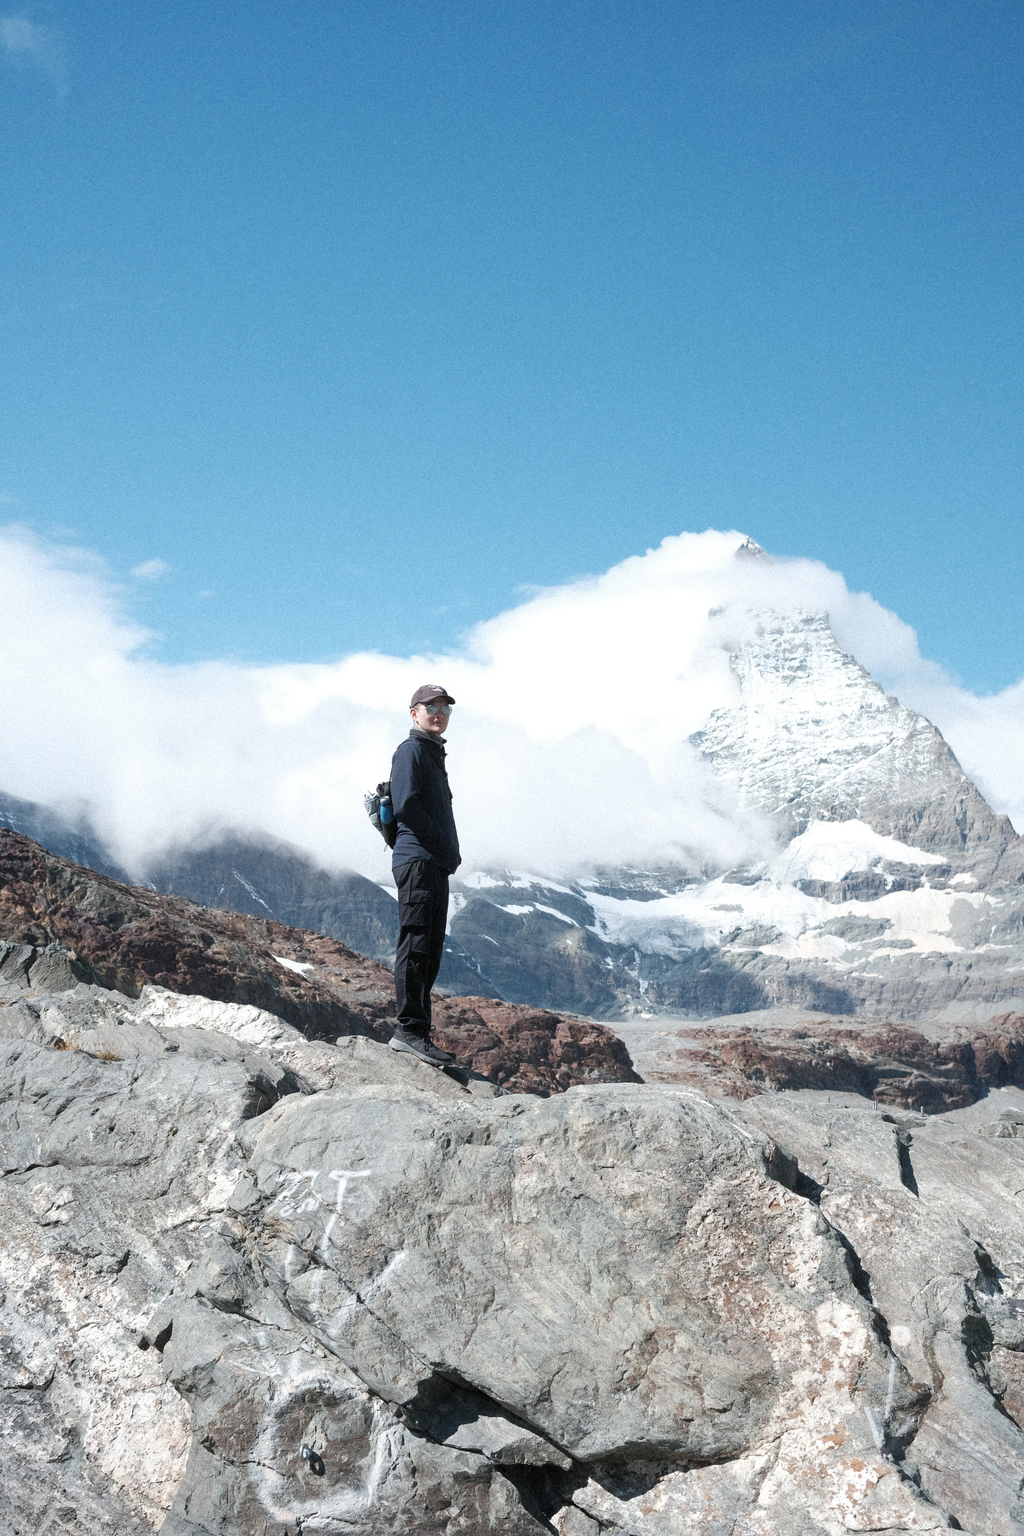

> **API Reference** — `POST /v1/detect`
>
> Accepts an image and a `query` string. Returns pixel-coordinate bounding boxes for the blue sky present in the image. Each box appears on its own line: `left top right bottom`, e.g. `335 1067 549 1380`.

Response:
1 0 1021 690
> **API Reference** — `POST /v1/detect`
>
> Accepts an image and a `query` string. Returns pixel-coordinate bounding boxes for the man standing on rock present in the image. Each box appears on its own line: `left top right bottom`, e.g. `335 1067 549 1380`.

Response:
388 684 461 1066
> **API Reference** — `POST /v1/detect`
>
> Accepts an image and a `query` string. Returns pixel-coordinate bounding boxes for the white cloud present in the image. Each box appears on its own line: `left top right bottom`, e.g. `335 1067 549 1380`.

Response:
0 522 1021 883
130 558 171 581
0 16 68 91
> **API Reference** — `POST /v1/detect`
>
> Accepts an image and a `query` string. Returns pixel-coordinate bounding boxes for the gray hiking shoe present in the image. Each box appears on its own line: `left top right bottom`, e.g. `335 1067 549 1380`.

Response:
389 1034 455 1067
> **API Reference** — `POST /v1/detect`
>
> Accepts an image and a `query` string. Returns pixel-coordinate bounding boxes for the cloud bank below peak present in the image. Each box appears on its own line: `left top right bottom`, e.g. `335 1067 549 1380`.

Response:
0 523 1021 881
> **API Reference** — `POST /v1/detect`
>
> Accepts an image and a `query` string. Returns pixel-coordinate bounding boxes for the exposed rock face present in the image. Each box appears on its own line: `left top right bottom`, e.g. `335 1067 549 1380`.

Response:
616 1006 1024 1112
444 885 619 1016
433 860 1024 1025
144 833 405 967
0 828 637 1097
738 1086 1024 1536
691 611 1017 869
0 789 124 878
0 978 1020 1532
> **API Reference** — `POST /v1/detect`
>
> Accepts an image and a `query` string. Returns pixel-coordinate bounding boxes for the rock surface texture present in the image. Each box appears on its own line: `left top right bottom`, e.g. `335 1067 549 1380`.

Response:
0 827 636 1097
738 1086 1024 1536
618 1005 1024 1112
0 977 1020 1533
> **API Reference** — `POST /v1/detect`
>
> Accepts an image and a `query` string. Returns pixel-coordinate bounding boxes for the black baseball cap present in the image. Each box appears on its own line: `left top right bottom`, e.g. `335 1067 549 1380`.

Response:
410 684 456 708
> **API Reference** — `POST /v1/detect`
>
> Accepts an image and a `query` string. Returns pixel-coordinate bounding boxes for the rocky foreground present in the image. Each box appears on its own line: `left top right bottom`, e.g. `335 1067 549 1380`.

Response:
0 975 1021 1534
3 827 1024 1534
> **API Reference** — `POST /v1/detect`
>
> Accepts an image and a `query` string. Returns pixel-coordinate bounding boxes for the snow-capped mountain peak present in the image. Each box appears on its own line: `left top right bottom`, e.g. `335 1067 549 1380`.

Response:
691 610 1013 870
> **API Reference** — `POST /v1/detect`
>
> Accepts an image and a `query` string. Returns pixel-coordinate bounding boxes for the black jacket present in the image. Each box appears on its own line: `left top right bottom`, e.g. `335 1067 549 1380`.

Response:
390 728 461 874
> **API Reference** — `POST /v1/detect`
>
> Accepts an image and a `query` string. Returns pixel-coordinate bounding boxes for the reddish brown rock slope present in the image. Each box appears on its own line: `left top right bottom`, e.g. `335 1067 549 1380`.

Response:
644 1012 1024 1111
0 828 637 1096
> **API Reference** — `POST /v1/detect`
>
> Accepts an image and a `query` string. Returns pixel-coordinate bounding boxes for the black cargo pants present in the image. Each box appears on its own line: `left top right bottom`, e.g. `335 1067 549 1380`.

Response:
393 858 449 1038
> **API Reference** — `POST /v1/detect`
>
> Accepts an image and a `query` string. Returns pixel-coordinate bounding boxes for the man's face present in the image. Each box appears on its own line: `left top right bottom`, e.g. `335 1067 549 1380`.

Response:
411 700 452 737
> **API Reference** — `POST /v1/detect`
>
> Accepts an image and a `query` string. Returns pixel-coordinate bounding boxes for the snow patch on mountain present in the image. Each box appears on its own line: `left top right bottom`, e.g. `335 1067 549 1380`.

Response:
462 870 579 895
755 886 994 962
586 879 821 956
500 901 577 925
769 819 945 885
584 873 997 964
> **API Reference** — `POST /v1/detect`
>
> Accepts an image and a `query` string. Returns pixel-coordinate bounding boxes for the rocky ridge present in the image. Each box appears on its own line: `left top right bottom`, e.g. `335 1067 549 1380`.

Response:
0 827 636 1098
615 1004 1024 1112
0 795 409 968
0 973 1021 1533
144 834 408 970
0 789 123 879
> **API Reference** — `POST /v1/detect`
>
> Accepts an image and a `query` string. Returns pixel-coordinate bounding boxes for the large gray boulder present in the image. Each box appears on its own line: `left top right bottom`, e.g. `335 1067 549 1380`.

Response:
0 985 530 1536
0 978 1021 1532
241 1081 947 1533
246 1084 905 1461
740 1087 1024 1536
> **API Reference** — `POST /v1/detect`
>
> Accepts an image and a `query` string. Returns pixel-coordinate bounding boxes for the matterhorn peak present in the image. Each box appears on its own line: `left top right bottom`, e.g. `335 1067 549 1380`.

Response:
733 535 771 560
691 608 1014 871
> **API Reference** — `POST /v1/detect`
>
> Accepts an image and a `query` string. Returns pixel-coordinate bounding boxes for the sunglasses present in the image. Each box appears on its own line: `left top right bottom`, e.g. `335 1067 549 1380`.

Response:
420 701 453 716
